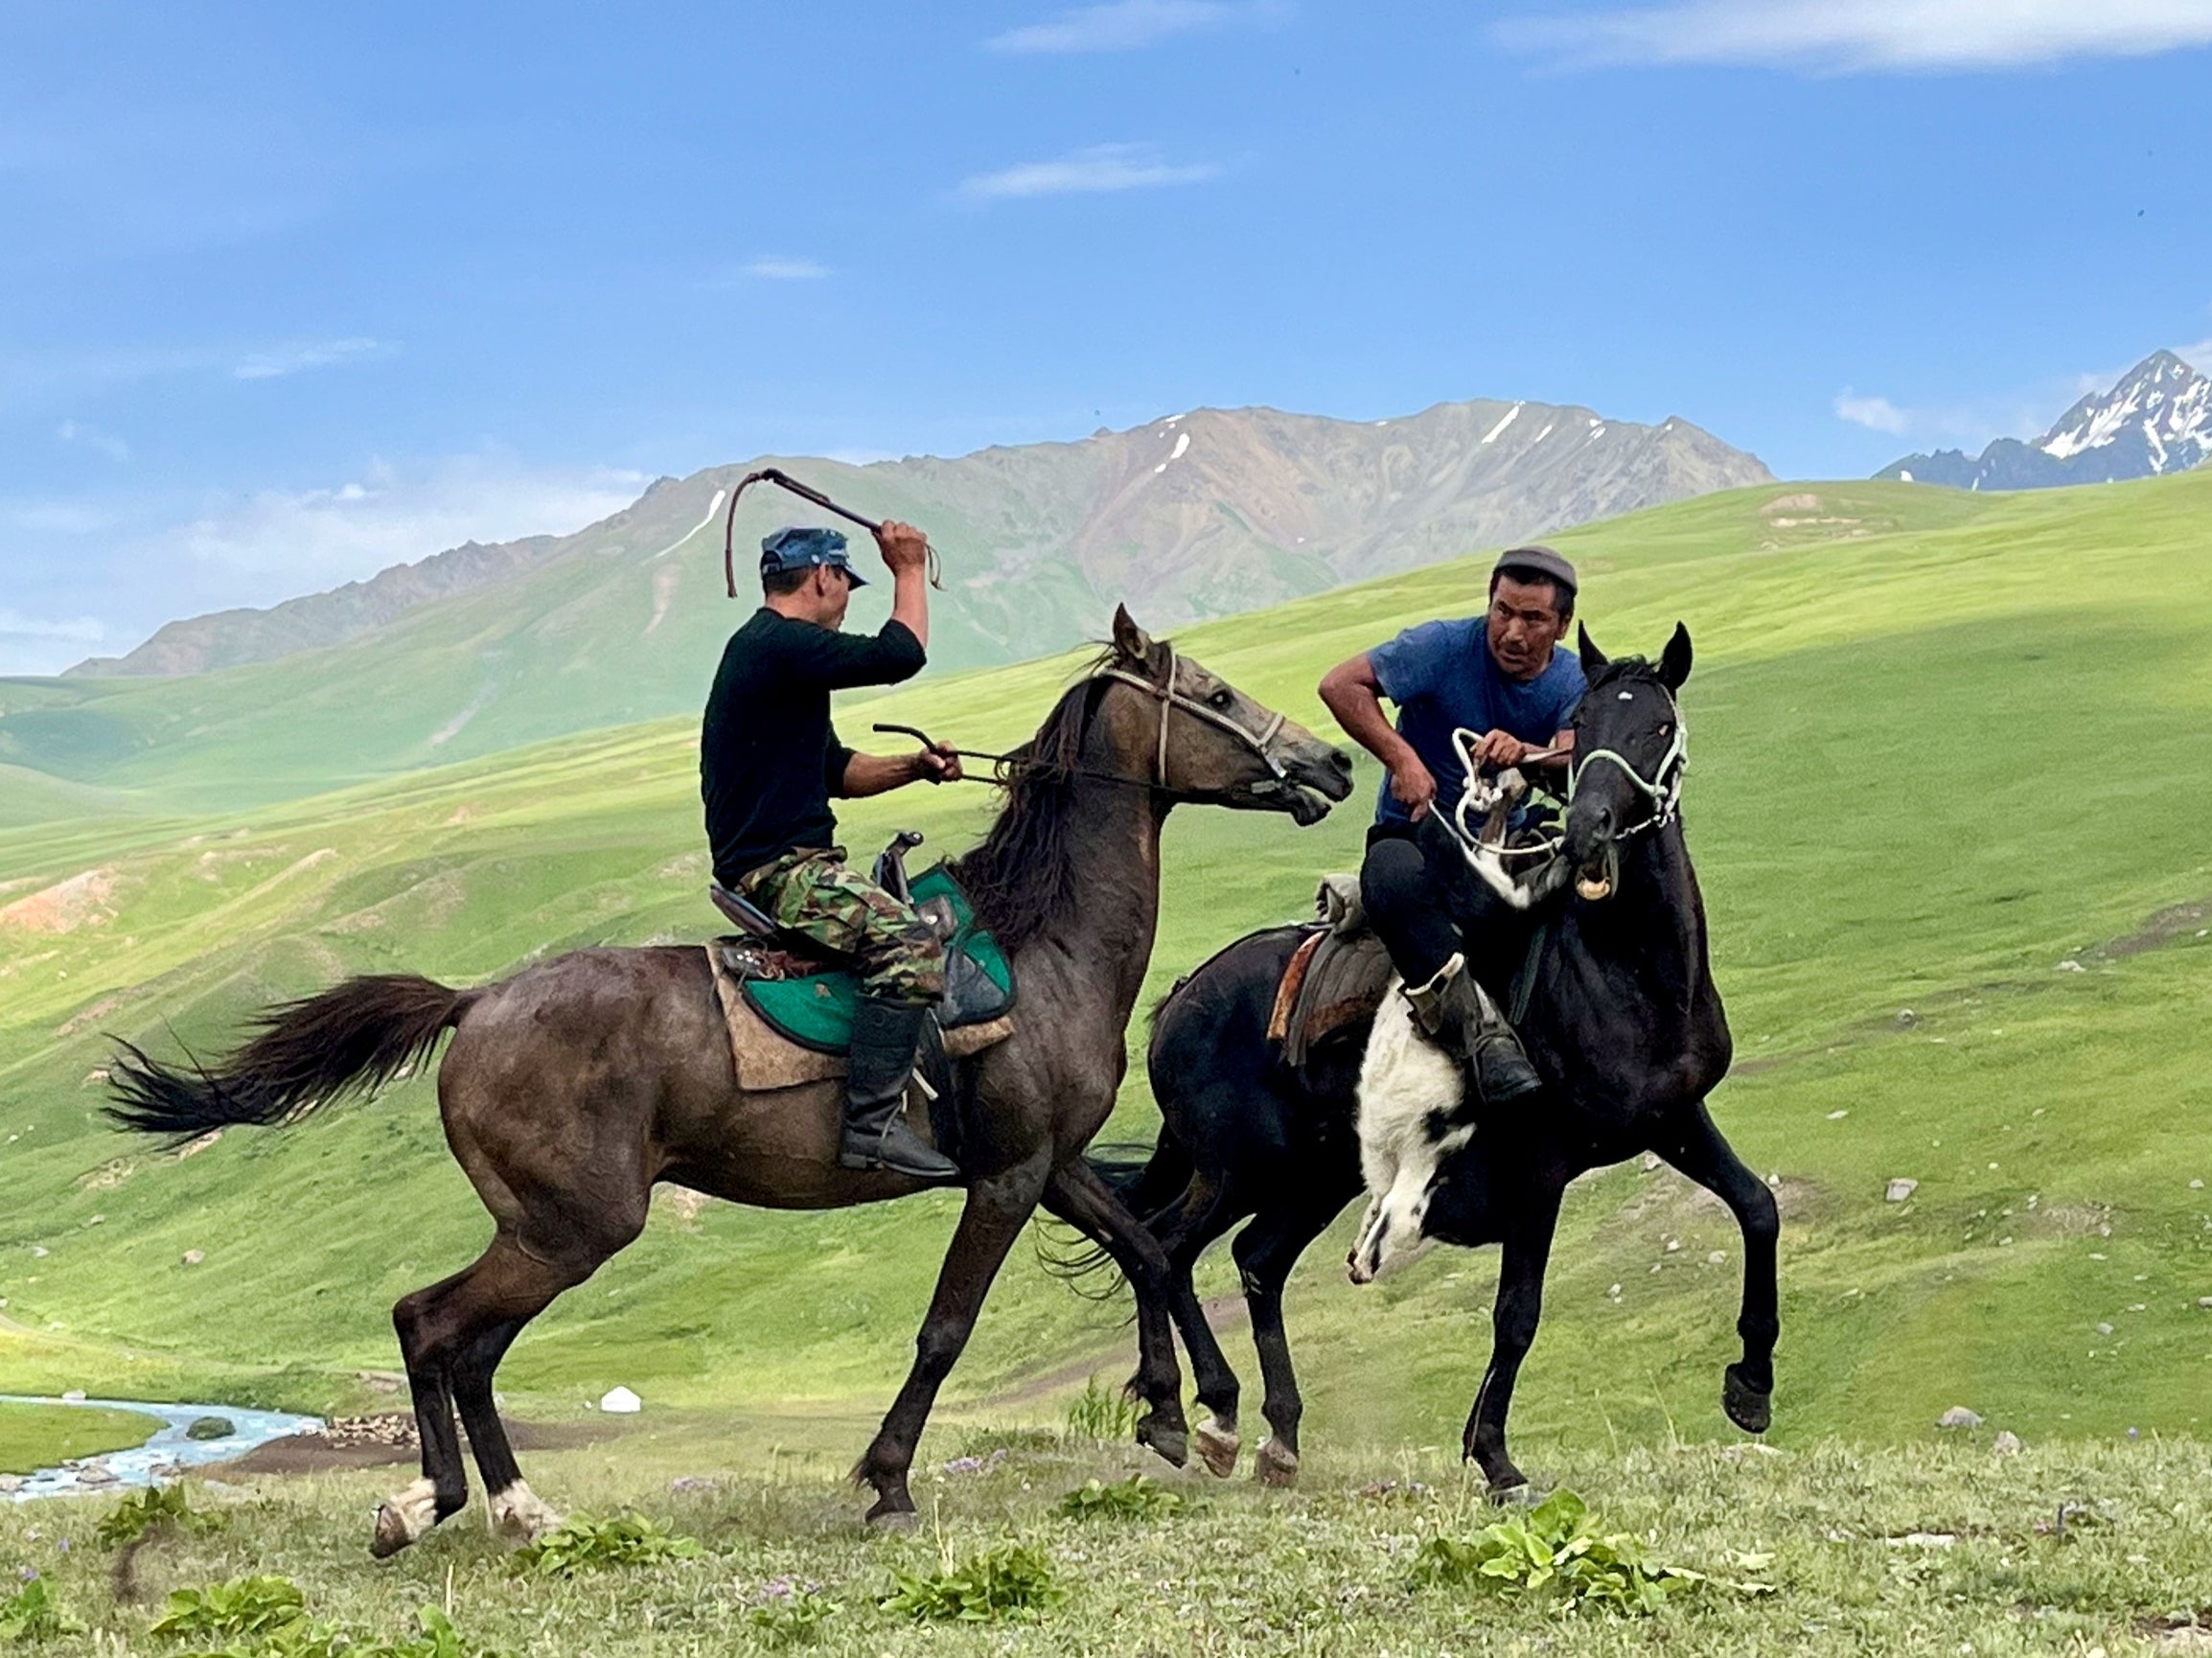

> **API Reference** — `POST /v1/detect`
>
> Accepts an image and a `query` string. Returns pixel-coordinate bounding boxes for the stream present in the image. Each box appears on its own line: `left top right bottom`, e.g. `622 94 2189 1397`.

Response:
1 1394 324 1501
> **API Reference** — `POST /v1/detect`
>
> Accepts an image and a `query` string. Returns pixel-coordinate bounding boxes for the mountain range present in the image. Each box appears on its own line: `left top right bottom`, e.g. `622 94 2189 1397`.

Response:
67 397 1768 682
1878 351 2211 492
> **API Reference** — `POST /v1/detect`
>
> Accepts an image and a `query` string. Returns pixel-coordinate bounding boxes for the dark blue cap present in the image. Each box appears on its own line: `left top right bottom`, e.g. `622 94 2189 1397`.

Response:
760 525 866 587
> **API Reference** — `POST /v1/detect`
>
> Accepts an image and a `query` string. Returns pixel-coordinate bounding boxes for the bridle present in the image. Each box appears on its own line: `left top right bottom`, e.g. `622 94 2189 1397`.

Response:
1090 643 1290 789
1567 681 1689 841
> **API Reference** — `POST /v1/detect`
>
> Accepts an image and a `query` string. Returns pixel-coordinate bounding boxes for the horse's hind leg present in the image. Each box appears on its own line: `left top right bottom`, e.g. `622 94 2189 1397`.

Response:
443 1236 597 1541
376 1270 479 1557
376 1232 608 1556
1042 1161 1206 1471
1158 1177 1249 1477
1233 1183 1349 1487
1463 1174 1565 1495
1656 1101 1780 1433
856 1159 1049 1528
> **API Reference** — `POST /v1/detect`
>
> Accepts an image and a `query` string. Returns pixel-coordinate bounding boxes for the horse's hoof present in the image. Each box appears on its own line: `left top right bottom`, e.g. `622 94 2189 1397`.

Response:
1723 1365 1772 1435
864 1499 918 1533
1194 1419 1240 1479
370 1504 416 1559
1137 1418 1189 1469
487 1480 564 1542
1254 1439 1300 1488
1486 1473 1533 1506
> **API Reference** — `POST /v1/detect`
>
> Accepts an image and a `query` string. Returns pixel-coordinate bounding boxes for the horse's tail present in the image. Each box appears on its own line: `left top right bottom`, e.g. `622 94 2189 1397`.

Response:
1035 1127 1199 1301
106 975 479 1143
1088 1127 1194 1224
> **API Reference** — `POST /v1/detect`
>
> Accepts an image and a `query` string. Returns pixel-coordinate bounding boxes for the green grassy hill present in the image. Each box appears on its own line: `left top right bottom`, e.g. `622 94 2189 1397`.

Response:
3 472 2209 1471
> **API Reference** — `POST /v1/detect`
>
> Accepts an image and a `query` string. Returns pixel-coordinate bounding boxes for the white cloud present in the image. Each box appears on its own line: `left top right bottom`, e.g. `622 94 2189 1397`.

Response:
167 452 649 586
986 0 1283 54
1833 390 1913 434
0 608 104 644
1496 0 2212 72
744 257 829 281
233 336 390 380
57 418 130 461
960 143 1221 201
6 500 116 535
2177 337 2212 373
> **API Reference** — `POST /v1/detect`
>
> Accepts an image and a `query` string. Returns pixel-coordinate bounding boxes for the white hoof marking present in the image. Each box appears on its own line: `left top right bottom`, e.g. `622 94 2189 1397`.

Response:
382 1477 440 1542
488 1480 564 1540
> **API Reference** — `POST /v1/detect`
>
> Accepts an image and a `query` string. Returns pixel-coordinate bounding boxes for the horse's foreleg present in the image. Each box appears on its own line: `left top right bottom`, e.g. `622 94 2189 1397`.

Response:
1232 1184 1348 1487
1043 1161 1202 1470
1657 1102 1779 1433
856 1159 1048 1527
1463 1176 1564 1494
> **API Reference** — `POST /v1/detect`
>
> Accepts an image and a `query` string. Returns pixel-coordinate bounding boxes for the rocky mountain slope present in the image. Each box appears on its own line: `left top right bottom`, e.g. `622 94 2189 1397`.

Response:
1878 351 2210 491
70 397 1769 680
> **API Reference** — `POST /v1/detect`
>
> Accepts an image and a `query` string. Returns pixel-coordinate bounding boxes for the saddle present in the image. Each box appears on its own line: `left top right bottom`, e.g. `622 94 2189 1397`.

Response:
1266 875 1395 1070
702 834 1016 1100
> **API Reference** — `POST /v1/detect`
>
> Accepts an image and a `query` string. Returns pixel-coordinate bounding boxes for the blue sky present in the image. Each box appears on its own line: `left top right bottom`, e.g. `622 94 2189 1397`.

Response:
5 0 2211 673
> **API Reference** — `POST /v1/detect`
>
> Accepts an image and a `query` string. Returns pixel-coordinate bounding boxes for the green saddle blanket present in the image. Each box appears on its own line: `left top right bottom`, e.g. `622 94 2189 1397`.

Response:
739 864 1015 1054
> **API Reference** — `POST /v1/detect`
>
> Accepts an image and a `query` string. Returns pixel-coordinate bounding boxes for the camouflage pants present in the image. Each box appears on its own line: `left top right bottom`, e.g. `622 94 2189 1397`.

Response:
737 847 945 1005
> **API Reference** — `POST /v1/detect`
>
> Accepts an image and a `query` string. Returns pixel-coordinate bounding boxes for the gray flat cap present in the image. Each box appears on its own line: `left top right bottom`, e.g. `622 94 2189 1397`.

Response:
1493 544 1578 598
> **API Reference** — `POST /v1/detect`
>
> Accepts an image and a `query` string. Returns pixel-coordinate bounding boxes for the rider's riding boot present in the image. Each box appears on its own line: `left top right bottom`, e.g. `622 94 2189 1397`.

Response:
1401 953 1543 1107
838 996 962 1184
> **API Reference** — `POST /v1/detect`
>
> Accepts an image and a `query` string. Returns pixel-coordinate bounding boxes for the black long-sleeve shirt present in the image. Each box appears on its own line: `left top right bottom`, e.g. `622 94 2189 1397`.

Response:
701 609 927 885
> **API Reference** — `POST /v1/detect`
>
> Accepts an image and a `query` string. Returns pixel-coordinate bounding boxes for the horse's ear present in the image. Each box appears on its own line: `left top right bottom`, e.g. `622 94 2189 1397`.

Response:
1111 605 1152 662
1658 622 1693 691
1578 623 1607 676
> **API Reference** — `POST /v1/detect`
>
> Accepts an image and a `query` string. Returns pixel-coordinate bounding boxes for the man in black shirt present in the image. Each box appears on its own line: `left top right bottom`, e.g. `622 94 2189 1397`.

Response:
701 519 963 1182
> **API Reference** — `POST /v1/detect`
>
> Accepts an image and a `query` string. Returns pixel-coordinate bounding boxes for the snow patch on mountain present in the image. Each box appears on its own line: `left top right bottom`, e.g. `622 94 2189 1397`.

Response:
1878 352 2212 492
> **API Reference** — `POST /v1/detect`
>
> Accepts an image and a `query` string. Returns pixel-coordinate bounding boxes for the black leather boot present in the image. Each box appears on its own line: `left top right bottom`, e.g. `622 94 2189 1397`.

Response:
838 997 962 1183
1401 953 1543 1107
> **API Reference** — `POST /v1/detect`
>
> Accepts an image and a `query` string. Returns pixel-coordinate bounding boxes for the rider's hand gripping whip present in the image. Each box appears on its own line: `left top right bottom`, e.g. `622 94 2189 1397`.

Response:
722 467 944 597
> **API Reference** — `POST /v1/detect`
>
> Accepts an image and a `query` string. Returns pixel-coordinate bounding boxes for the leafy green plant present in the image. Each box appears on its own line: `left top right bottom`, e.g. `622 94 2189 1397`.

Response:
1061 1374 1140 1442
1 1576 84 1643
742 1579 838 1646
97 1483 223 1549
150 1575 310 1643
360 1606 512 1658
1408 1489 1770 1615
510 1513 703 1578
1057 1474 1186 1521
881 1543 1066 1623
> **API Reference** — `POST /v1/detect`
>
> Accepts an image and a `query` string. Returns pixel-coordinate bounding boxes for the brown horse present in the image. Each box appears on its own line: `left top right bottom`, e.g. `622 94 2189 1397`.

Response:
107 607 1354 1554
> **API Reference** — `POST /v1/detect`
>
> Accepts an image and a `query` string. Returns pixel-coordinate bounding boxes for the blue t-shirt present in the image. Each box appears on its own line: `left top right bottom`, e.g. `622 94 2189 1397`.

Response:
1368 618 1587 827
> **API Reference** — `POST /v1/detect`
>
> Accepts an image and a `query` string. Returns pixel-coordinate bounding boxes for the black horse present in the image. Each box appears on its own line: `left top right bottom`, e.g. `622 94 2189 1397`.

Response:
1088 624 1777 1494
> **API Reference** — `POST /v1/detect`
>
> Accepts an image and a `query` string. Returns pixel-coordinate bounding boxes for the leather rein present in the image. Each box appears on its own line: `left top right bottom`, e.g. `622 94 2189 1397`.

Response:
877 645 1291 795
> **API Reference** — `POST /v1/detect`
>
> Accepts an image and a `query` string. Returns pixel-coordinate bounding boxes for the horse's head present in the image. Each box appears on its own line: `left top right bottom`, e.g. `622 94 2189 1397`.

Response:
1562 622 1693 903
1097 606 1354 823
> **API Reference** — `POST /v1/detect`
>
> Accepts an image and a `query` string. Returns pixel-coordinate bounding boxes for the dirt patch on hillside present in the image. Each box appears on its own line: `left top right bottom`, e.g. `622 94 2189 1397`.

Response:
1762 493 1823 514
227 1413 616 1476
0 867 122 933
2104 897 2210 958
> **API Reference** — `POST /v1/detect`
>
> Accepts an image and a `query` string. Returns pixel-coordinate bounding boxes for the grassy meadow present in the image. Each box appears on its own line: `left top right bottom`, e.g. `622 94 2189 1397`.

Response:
3 470 2211 1499
8 1426 2212 1655
0 1401 159 1475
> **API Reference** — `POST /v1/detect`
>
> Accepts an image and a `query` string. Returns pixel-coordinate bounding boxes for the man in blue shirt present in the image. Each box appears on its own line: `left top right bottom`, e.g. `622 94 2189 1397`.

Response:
1318 546 1586 1111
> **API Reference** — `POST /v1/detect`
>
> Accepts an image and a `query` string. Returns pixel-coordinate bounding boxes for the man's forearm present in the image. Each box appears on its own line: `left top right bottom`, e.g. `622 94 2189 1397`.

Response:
888 567 929 650
841 751 923 797
1321 679 1419 772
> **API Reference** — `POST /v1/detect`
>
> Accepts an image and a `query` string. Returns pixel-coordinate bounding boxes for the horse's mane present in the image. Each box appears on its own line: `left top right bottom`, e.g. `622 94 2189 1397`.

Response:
1582 655 1656 692
946 646 1124 953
